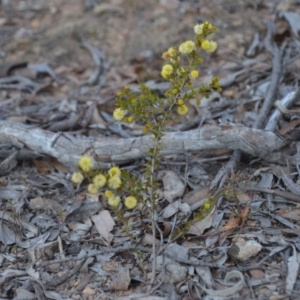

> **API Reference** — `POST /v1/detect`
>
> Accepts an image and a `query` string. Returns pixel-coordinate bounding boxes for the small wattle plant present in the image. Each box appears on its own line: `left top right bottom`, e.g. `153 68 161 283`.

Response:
70 22 221 290
71 22 220 219
113 21 221 214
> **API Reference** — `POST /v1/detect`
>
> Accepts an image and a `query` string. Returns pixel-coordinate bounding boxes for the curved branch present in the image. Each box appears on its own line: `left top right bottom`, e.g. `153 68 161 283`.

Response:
0 121 297 170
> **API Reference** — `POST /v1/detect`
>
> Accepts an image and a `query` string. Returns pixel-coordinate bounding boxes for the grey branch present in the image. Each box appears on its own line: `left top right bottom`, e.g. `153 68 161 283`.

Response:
0 120 297 170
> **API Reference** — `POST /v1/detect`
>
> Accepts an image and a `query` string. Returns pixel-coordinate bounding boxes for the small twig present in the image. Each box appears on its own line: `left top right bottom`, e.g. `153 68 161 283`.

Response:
57 235 65 259
239 186 300 202
39 245 151 267
45 258 87 288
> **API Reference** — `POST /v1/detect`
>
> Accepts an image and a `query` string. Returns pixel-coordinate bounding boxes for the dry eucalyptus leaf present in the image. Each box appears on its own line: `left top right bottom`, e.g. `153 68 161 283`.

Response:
195 267 213 288
27 240 58 265
29 196 62 211
91 210 115 244
115 295 168 300
276 208 300 221
65 202 102 222
0 210 38 235
281 170 300 196
159 170 185 202
141 233 160 246
0 222 16 245
183 186 210 208
278 11 300 38
162 201 180 218
187 206 216 236
68 218 92 236
188 270 245 298
286 246 300 295
159 222 172 238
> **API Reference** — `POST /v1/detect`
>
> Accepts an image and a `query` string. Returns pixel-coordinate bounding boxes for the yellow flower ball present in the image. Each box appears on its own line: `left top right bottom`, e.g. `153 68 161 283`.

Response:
127 116 134 123
201 40 217 53
124 196 138 209
161 64 173 79
71 172 84 184
190 70 199 78
194 21 214 35
204 202 211 210
105 190 114 198
177 104 189 116
162 52 171 60
113 108 125 121
108 195 121 208
167 47 177 57
177 99 184 105
142 127 148 134
108 166 121 178
88 183 98 194
108 175 122 189
116 91 122 97
93 174 107 188
194 23 204 35
78 155 93 172
179 40 196 54
171 88 178 95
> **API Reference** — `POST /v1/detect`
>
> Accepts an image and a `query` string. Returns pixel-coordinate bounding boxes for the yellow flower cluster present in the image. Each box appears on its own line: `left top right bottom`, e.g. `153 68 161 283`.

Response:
108 175 121 189
179 40 195 54
177 104 189 116
127 116 134 123
167 47 176 57
161 64 173 79
109 195 121 208
78 155 93 172
177 99 184 105
124 196 137 209
204 202 211 210
190 70 199 78
71 155 124 197
108 166 121 177
201 40 217 53
104 190 137 209
93 174 106 188
105 190 121 208
88 183 98 194
194 23 204 35
86 166 122 194
162 47 177 60
71 172 84 184
107 166 122 189
113 108 125 121
194 21 214 35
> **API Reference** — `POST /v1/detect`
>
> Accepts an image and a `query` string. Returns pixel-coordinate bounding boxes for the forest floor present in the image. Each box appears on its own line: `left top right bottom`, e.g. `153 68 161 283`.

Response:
1 0 300 299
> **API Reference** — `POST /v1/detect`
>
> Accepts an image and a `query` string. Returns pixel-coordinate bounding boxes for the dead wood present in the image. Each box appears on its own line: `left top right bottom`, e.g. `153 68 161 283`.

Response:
0 120 298 171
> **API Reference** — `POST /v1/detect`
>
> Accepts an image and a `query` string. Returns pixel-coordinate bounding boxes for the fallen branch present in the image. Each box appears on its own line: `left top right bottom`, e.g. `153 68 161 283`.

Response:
0 120 298 170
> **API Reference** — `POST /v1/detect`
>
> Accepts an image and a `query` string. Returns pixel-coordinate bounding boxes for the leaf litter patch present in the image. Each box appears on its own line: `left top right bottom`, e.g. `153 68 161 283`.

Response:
1 0 300 298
